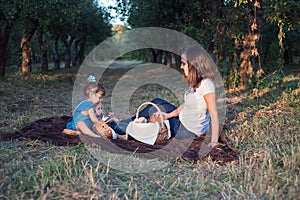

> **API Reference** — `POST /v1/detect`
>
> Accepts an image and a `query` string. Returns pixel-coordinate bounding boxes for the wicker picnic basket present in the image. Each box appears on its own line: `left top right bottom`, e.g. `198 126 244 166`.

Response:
93 119 113 139
126 102 169 145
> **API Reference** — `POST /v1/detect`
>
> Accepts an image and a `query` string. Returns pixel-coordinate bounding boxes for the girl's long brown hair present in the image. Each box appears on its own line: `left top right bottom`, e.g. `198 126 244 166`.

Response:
182 46 217 88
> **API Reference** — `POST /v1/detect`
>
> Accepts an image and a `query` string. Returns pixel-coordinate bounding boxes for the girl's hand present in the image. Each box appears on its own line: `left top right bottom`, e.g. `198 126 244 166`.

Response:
148 113 161 123
153 112 162 121
156 112 170 121
160 112 169 120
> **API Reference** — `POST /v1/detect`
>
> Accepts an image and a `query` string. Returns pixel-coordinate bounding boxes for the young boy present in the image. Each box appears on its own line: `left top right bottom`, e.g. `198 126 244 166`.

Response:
95 102 127 139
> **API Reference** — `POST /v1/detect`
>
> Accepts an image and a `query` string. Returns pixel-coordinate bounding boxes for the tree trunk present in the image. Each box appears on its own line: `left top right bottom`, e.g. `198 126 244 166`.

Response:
174 53 181 70
71 36 82 67
238 0 261 86
239 41 252 86
148 48 156 63
156 50 163 63
21 25 37 75
0 23 11 80
0 5 21 80
52 35 60 69
229 6 242 87
254 0 263 71
37 30 48 72
277 19 284 70
77 37 85 67
164 51 172 67
210 0 225 69
62 35 74 68
214 22 225 70
148 49 165 63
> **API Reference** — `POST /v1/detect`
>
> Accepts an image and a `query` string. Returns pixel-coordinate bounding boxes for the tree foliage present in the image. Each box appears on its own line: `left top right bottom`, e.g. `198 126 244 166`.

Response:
0 0 111 79
118 0 300 88
1 0 299 87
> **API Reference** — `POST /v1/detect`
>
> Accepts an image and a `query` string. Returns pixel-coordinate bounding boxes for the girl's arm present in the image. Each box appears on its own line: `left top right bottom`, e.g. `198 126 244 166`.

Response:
163 103 184 119
204 92 219 147
88 107 102 124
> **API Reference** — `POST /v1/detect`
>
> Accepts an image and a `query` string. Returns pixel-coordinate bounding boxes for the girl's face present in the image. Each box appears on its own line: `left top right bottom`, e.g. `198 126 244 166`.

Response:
89 91 103 105
181 54 189 77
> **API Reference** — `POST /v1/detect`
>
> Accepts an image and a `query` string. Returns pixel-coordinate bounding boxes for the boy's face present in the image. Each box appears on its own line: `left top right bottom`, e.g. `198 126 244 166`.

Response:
95 103 104 116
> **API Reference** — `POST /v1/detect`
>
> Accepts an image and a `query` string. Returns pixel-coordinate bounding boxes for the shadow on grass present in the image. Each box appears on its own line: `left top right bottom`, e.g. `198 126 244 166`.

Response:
225 77 299 130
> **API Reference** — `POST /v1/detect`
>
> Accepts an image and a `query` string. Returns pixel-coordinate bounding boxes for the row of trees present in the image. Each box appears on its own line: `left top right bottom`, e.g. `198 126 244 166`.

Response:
1 0 299 87
117 0 299 87
0 0 111 79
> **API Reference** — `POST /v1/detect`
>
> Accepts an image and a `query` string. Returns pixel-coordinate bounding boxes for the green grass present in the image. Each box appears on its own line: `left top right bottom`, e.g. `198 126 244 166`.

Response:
0 65 299 199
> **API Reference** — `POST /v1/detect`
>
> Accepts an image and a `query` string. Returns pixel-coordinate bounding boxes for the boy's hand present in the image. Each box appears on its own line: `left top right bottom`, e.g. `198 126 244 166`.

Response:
108 112 114 118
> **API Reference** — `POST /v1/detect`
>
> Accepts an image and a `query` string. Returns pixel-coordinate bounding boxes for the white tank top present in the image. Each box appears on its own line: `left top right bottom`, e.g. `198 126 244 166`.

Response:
179 78 215 135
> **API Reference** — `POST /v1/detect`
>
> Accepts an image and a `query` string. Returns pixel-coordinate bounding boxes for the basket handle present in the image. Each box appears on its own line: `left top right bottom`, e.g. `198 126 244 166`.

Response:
135 102 165 127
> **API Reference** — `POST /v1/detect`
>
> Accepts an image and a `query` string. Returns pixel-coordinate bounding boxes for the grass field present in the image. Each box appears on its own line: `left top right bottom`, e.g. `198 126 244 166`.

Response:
0 64 299 199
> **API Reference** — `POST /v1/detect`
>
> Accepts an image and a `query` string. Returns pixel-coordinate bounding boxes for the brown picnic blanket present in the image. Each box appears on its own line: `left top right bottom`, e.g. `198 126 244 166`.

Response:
0 116 238 163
